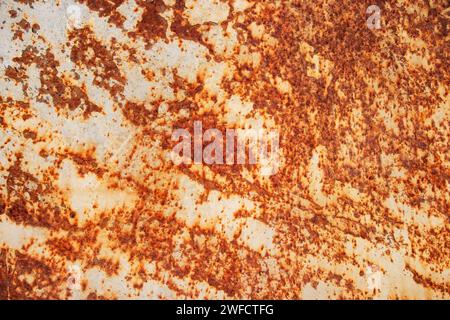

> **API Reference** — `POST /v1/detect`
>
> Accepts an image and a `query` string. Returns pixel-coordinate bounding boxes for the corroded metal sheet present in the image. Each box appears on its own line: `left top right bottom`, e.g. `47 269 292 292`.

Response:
0 0 449 299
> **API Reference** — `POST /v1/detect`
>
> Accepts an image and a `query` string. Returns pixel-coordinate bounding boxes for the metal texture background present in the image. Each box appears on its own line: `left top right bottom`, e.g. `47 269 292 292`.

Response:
0 0 449 299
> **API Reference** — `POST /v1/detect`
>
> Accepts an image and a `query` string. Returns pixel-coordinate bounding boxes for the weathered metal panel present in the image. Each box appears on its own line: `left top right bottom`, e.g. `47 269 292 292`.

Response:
0 0 448 299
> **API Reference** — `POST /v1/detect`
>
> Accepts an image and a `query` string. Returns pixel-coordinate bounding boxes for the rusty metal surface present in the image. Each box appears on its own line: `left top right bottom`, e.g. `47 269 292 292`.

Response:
0 0 449 299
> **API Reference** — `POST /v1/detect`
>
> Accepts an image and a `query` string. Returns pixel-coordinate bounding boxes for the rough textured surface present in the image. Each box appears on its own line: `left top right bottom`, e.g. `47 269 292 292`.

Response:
0 0 449 299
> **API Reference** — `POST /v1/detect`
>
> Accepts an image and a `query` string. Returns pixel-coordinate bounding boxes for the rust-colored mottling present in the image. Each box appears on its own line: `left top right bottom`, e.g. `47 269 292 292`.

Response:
0 0 449 300
69 26 125 95
77 0 126 28
129 0 168 43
